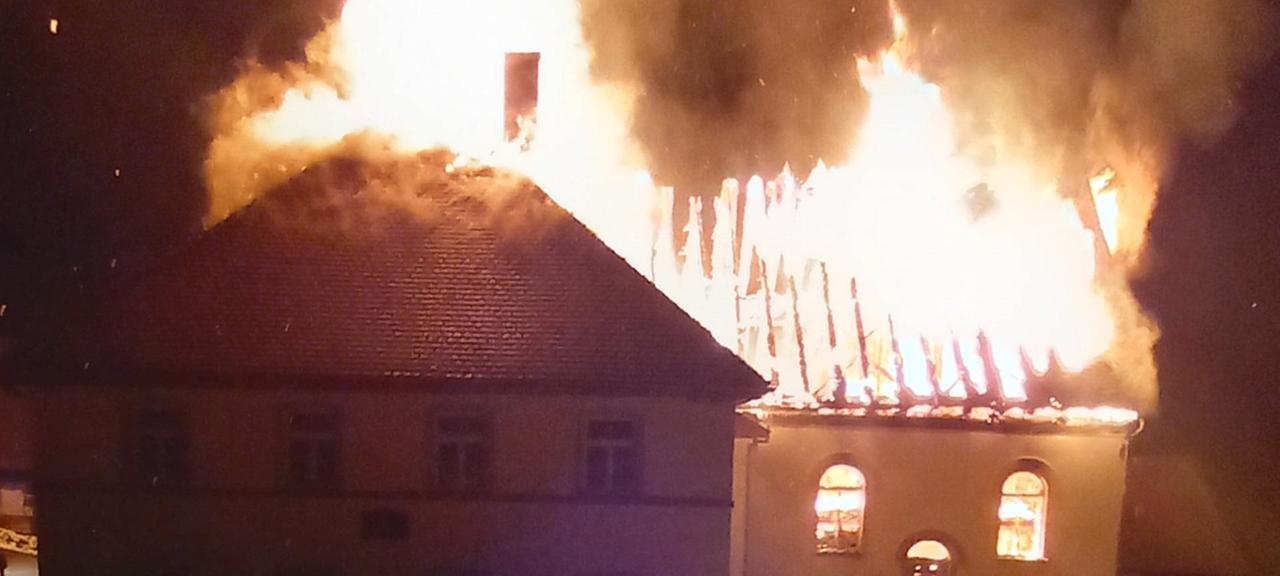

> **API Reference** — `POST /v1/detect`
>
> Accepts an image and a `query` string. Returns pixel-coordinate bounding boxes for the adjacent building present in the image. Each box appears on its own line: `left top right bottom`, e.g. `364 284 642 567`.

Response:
15 157 766 576
730 408 1135 576
9 154 1168 576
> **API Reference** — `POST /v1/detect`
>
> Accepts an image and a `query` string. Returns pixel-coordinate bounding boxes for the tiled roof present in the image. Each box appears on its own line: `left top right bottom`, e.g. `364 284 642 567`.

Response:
64 153 767 400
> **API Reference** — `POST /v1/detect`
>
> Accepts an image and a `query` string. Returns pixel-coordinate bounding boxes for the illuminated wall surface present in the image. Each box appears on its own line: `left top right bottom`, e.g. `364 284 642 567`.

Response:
33 387 738 576
731 415 1129 576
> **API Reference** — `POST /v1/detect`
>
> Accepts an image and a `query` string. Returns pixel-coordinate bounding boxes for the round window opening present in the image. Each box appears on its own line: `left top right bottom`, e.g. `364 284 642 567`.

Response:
905 539 952 576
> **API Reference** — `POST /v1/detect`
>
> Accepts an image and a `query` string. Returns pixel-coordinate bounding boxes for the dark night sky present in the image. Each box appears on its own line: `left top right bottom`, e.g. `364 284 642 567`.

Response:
2 0 1279 567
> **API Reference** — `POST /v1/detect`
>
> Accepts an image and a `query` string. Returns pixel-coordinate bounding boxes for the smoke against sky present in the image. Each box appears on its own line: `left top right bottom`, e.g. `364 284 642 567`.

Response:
579 0 1277 409
3 0 1280 566
581 0 892 194
583 0 1276 203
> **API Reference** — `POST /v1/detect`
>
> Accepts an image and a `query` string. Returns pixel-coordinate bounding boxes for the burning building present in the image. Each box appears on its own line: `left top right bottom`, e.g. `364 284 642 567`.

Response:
15 0 1272 572
18 157 766 575
729 406 1135 575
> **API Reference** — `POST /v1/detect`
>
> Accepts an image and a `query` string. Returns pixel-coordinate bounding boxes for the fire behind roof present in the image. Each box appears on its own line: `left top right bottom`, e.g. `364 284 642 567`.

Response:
193 0 1277 426
45 149 766 403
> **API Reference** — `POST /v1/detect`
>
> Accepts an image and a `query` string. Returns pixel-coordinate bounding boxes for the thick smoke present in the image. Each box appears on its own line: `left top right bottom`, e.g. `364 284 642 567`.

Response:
900 0 1277 249
581 0 1277 410
581 0 894 193
584 0 1275 201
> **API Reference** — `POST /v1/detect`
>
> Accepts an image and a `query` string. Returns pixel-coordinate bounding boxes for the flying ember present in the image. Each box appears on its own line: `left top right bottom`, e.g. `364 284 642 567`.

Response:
206 0 1149 424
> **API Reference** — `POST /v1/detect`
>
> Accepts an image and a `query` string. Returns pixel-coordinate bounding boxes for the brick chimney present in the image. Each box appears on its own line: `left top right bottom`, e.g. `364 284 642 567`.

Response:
504 52 541 142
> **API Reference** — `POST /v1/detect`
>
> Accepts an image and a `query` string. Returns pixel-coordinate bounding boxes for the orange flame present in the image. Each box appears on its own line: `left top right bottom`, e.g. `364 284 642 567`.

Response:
208 0 1144 419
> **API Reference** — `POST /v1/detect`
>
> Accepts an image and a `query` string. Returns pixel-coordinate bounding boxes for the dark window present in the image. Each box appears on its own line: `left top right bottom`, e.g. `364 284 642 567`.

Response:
361 508 410 541
583 420 640 495
134 408 189 489
285 409 340 489
434 416 491 492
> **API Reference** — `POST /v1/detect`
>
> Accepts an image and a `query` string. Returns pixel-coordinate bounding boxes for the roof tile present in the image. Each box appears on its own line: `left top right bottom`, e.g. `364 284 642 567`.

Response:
69 154 766 400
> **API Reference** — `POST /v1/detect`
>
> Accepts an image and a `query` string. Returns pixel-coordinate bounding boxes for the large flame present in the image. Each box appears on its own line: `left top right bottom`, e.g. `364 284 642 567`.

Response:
207 0 1143 424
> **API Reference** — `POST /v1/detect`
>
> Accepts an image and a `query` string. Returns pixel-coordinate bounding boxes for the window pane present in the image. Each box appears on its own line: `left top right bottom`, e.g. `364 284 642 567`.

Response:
815 465 866 554
139 437 161 470
316 442 338 484
905 540 953 576
1002 471 1045 495
585 446 608 491
438 444 461 487
818 464 865 490
135 410 188 487
435 416 490 491
906 539 951 561
165 438 189 482
998 472 1047 560
285 408 340 488
464 442 490 489
288 442 311 482
612 446 638 493
291 412 337 433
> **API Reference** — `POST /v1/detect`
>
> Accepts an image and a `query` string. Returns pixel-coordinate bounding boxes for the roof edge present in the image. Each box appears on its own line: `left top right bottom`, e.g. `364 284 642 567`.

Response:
7 364 753 403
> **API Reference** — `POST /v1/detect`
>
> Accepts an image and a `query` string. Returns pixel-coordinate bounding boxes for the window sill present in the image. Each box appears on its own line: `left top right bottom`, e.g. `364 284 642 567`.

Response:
997 556 1049 563
816 549 863 558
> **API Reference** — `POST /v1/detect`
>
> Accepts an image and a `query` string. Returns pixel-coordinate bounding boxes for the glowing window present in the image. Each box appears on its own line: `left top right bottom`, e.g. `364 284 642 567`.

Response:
905 540 952 576
997 471 1047 560
815 464 866 554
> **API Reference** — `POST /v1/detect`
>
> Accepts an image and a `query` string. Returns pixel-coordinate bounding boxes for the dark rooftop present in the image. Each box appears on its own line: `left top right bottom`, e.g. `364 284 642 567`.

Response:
33 151 766 401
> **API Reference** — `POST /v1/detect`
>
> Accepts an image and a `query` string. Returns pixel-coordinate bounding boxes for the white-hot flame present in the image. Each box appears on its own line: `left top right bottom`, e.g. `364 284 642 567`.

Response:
209 0 1143 416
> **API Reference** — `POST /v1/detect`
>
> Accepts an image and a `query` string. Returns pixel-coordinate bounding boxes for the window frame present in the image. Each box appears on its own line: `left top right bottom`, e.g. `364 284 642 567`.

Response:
430 413 494 493
129 405 191 490
814 462 868 555
580 417 643 497
996 466 1050 562
281 405 343 491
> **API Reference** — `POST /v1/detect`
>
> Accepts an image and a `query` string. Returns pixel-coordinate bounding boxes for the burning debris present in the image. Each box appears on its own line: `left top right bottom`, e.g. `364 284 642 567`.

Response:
203 0 1274 423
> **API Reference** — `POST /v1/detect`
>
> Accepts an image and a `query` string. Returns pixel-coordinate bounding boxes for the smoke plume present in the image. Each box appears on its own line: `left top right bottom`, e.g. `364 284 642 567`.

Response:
581 0 893 193
583 0 1275 200
581 0 1277 410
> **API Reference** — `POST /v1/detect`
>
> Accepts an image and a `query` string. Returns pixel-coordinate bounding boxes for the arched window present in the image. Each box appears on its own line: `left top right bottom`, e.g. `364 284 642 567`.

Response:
815 464 866 554
997 471 1047 560
905 539 952 576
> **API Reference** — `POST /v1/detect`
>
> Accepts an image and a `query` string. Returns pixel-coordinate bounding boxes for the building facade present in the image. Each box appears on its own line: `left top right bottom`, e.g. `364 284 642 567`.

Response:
19 158 766 576
731 411 1133 576
34 386 740 576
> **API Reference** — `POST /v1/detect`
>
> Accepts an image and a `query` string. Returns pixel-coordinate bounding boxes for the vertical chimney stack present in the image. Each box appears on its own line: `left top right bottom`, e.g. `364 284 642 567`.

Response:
504 52 541 142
